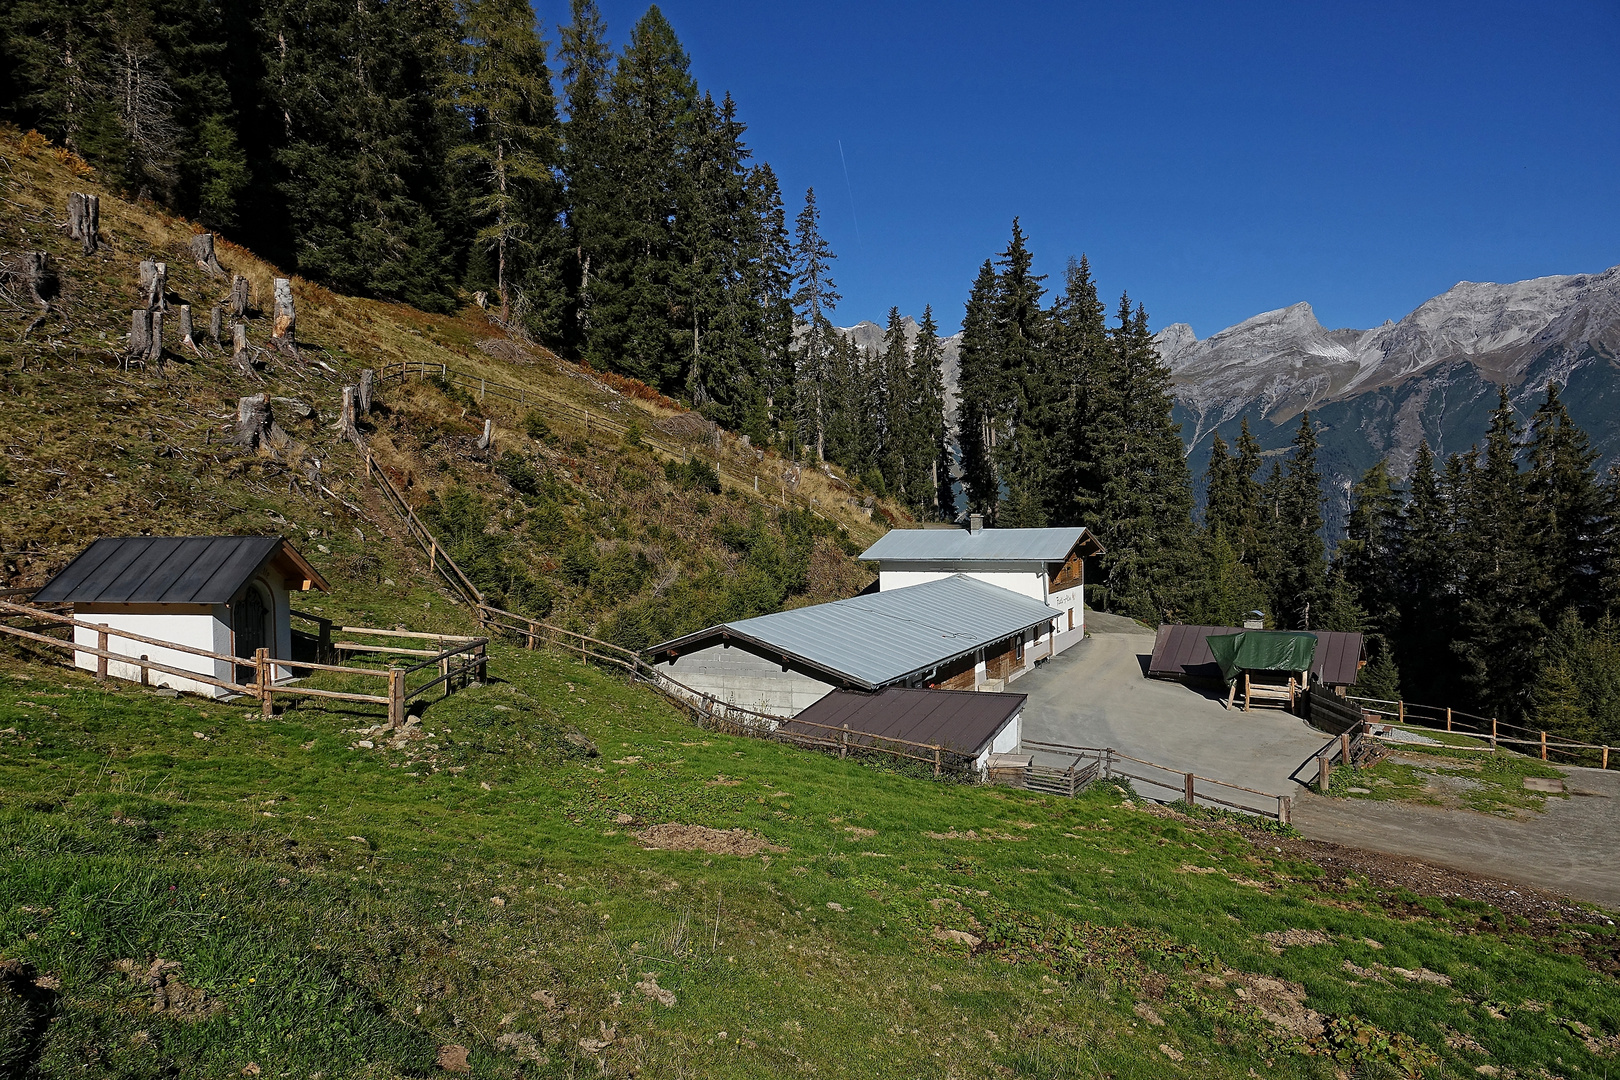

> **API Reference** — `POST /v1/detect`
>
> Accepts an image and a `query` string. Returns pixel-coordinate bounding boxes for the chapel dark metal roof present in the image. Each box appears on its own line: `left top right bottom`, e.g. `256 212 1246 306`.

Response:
780 686 1026 757
1147 624 1366 687
33 536 328 604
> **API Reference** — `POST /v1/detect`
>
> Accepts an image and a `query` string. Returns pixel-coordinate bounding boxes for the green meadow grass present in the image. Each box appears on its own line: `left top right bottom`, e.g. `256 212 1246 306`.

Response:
1329 739 1569 815
2 646 1617 1078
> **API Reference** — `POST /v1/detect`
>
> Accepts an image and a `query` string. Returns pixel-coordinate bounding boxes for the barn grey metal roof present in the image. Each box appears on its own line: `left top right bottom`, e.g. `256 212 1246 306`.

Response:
859 526 1104 563
650 575 1065 690
783 687 1026 758
1147 624 1367 687
33 536 328 604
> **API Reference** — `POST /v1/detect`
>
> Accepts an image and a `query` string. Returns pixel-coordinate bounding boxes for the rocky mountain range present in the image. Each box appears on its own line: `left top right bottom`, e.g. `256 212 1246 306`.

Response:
1157 265 1620 531
840 263 1620 535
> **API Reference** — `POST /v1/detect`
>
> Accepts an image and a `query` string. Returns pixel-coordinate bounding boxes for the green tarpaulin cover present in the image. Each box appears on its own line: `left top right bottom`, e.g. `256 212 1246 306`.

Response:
1206 631 1317 686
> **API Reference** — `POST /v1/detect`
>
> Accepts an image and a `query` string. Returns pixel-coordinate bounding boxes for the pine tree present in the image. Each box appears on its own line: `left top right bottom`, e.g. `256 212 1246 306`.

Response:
789 187 839 461
876 306 912 500
1271 413 1327 628
989 220 1048 527
587 5 698 388
452 0 559 324
956 259 1000 519
911 306 954 520
1394 441 1458 702
1525 382 1605 625
555 0 614 354
1452 387 1545 720
1045 255 1109 526
747 163 795 447
1337 458 1404 637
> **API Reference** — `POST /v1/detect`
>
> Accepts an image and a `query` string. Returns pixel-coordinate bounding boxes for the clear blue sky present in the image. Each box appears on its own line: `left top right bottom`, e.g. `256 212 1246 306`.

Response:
563 1 1620 337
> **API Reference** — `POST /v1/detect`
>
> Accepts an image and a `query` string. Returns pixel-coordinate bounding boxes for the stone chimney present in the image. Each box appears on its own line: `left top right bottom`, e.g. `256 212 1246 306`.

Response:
969 513 983 534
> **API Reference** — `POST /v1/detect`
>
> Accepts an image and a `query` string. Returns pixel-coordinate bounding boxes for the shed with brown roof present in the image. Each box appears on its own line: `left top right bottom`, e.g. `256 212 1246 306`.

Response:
1148 625 1366 688
779 686 1026 772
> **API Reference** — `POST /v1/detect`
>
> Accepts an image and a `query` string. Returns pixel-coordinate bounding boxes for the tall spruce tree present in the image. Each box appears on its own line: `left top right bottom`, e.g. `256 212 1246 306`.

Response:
555 0 613 353
1270 413 1327 628
1452 388 1544 720
911 306 954 520
452 0 559 325
747 163 795 447
1338 458 1404 638
1046 255 1109 526
1524 382 1605 625
876 307 912 500
989 220 1048 527
956 259 1001 519
789 187 839 461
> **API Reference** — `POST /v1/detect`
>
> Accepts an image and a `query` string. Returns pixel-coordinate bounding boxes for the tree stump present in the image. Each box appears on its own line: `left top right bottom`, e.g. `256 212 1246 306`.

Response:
229 274 250 317
272 278 295 342
358 368 375 413
209 305 223 344
477 418 494 451
129 309 152 357
66 193 99 255
148 310 164 367
138 259 167 311
237 393 272 448
20 252 52 307
190 232 226 277
335 386 363 447
178 304 198 353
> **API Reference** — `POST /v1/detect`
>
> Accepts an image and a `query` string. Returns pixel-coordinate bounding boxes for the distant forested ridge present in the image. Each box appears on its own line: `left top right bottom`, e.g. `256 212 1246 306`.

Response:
0 0 952 516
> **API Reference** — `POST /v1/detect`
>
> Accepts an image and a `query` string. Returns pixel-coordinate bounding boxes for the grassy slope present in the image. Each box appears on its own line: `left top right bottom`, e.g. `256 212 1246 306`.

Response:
1 130 1617 1078
0 127 881 643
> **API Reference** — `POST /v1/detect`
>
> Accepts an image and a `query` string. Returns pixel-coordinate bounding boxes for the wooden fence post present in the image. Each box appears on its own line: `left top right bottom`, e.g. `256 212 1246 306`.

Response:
1491 718 1498 749
96 626 108 681
1319 752 1331 792
430 540 437 572
256 648 272 718
1183 772 1195 805
387 668 405 729
1446 707 1452 732
1340 733 1351 767
1242 673 1251 712
934 746 941 777
1398 700 1405 724
140 654 150 687
1603 746 1609 770
841 723 849 759
1541 730 1548 761
1277 796 1291 825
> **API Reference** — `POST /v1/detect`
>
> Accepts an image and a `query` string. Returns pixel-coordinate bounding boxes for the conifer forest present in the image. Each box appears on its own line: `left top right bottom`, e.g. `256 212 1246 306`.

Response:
4 1 1617 747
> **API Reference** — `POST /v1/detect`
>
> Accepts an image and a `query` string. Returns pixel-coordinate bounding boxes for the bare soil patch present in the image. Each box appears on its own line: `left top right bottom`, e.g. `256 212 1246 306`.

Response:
632 823 786 856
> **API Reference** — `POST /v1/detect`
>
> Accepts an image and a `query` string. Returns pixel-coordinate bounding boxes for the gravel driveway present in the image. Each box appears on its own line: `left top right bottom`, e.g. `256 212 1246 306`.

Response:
1015 616 1620 911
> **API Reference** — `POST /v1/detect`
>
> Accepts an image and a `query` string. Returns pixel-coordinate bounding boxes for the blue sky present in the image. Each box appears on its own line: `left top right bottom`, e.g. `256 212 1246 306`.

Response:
563 1 1620 337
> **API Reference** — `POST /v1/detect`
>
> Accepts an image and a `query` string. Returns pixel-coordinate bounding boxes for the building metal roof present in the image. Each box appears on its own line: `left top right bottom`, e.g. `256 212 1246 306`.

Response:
781 687 1026 757
1148 624 1366 687
650 575 1065 690
33 536 329 605
859 526 1104 564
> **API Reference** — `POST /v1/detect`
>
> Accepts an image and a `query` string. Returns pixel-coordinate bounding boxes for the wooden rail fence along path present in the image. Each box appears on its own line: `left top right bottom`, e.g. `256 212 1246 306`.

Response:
1348 694 1615 770
1023 739 1293 823
0 598 486 728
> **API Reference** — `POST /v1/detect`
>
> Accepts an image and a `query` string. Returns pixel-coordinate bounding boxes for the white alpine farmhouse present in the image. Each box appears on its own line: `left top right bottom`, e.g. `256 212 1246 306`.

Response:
858 516 1105 657
648 574 1067 718
33 535 328 698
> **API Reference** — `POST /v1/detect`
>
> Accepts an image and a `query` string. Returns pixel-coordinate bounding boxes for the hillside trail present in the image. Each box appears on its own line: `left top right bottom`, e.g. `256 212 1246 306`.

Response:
1018 616 1620 911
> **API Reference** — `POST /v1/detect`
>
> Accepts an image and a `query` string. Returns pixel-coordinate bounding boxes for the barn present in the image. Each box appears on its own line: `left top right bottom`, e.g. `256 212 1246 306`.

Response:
32 535 329 698
858 516 1104 657
647 574 1066 718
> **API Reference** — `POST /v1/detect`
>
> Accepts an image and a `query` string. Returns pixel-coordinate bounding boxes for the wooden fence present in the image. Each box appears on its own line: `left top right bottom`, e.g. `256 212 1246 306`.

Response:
1022 739 1293 824
0 598 486 728
1347 694 1614 770
1291 719 1384 793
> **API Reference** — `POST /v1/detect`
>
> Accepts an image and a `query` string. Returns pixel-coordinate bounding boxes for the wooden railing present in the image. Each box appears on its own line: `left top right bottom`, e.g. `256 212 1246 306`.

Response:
1291 720 1384 793
1348 695 1615 770
1023 740 1294 823
0 599 485 727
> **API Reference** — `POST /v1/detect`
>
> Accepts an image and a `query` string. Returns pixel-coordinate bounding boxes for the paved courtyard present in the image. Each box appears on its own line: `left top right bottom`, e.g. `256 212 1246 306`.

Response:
1015 615 1620 911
